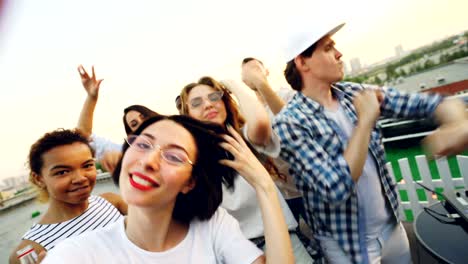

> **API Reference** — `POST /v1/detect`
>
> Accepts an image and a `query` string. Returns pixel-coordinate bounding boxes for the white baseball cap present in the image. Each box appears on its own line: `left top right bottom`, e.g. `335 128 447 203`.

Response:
284 21 345 63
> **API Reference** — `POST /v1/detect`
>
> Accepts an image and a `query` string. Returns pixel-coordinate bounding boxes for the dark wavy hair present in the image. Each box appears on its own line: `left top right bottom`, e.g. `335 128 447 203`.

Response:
28 129 94 202
241 57 263 66
284 42 318 91
112 115 236 223
123 105 159 135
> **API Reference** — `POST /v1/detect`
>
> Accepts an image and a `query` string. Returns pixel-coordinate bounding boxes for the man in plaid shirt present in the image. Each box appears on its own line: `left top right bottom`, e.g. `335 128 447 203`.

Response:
273 21 467 263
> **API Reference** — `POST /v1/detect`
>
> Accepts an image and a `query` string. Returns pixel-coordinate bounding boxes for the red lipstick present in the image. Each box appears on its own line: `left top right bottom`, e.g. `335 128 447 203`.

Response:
129 172 159 191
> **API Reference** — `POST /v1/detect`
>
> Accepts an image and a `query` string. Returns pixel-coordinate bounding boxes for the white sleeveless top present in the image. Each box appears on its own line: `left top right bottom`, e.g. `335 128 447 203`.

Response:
22 195 123 251
221 127 298 239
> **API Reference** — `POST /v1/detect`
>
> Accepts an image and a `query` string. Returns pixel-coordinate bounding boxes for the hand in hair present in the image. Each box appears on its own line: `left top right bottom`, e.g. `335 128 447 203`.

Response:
219 125 295 264
219 125 271 189
78 65 103 99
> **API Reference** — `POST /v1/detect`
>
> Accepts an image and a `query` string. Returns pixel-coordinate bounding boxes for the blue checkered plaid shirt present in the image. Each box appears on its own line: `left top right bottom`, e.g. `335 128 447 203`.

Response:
273 82 442 263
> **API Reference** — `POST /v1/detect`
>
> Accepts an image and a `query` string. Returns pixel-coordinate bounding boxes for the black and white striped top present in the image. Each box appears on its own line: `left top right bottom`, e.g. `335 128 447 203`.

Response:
22 195 123 251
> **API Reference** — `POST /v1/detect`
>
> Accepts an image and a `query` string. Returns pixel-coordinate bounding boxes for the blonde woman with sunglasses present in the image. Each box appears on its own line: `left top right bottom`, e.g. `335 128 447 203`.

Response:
178 77 312 263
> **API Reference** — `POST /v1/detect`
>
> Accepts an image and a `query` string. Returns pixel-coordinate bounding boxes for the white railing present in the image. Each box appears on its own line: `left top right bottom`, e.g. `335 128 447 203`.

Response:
387 155 468 221
96 171 112 181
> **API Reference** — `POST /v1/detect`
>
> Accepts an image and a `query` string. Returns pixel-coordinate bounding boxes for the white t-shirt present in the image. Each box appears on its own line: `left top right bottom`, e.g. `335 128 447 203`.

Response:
221 127 298 239
263 88 301 199
276 86 296 103
89 134 122 161
323 105 393 241
42 208 262 264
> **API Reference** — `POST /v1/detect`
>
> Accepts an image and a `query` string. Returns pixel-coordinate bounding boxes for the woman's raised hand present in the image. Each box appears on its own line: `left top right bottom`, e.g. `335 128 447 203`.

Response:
219 125 272 189
77 65 103 98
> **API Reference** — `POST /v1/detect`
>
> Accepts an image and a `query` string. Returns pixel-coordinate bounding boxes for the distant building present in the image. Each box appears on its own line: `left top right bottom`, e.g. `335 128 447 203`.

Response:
421 79 468 95
350 57 362 74
1 176 28 191
395 44 404 58
0 189 16 200
454 35 467 46
2 177 17 189
391 57 468 93
343 62 350 75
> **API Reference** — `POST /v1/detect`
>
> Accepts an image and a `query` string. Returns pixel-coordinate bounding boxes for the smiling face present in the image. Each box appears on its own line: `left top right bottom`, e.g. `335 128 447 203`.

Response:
186 84 227 126
125 110 146 132
35 142 97 206
119 120 197 210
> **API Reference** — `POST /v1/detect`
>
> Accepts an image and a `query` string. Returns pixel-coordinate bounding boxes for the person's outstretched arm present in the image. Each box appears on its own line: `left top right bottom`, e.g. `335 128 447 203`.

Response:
221 80 271 146
100 192 128 215
220 126 294 264
424 98 468 157
76 65 103 138
242 62 286 115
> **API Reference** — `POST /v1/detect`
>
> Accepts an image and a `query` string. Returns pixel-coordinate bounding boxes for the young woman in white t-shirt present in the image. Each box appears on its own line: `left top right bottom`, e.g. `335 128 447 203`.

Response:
42 115 294 263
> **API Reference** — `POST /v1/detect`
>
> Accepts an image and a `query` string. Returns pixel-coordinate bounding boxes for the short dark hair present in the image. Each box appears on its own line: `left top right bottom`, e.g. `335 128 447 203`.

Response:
284 42 318 91
241 57 263 66
28 129 94 202
112 115 236 224
123 105 159 135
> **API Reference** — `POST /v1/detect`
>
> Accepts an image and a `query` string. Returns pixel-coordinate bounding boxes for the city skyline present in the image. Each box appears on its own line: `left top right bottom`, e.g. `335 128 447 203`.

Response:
1 0 468 180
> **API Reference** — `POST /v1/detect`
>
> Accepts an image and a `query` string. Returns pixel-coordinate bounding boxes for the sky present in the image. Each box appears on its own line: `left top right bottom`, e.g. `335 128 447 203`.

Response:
0 0 467 181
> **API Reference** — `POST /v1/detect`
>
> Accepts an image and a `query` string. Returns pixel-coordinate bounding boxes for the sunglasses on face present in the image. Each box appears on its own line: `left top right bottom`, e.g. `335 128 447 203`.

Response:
189 91 224 109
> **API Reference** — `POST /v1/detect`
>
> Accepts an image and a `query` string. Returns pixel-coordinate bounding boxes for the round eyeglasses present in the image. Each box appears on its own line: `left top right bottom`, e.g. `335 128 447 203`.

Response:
125 135 193 166
189 90 224 109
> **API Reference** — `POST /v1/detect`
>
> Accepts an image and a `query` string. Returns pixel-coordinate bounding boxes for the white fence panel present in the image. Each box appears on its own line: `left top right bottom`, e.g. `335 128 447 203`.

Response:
435 157 455 192
386 163 406 220
456 155 468 188
389 155 468 221
398 158 422 217
415 155 438 205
